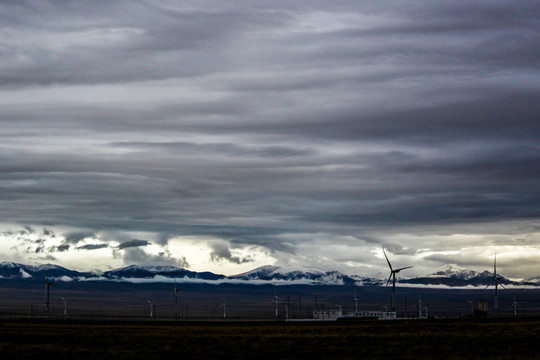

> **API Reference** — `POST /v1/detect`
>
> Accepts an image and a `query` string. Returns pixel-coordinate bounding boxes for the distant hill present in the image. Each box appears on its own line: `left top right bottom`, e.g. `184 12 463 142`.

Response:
400 264 517 287
0 262 94 281
0 261 535 287
229 265 382 285
102 264 225 281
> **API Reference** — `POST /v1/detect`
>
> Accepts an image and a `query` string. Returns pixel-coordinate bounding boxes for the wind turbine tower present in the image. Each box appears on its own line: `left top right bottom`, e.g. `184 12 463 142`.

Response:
382 246 412 311
511 297 518 317
466 299 474 315
174 279 180 321
147 300 153 320
219 299 227 319
417 295 429 318
45 278 53 319
485 253 506 315
60 296 67 320
272 283 280 319
354 291 358 313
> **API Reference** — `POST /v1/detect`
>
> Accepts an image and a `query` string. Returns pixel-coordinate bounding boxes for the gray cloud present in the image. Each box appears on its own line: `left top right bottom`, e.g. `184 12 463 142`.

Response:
63 231 98 244
209 241 253 265
51 244 70 252
0 1 538 277
117 239 151 250
76 243 109 251
38 254 57 262
42 228 55 238
23 226 35 234
122 247 189 268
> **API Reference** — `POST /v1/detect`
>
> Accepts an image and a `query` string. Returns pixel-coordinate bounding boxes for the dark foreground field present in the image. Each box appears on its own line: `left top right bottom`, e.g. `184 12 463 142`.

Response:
1 318 540 360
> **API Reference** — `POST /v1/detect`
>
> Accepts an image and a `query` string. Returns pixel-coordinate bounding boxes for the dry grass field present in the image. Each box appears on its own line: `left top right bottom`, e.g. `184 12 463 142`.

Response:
1 318 540 359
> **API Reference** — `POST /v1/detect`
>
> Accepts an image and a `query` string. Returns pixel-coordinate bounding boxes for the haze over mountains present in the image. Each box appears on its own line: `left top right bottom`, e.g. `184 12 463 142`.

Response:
1 262 537 287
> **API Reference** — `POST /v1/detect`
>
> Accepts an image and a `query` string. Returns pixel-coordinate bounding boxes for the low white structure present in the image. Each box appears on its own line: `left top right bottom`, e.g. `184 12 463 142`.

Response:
312 308 343 320
339 311 397 320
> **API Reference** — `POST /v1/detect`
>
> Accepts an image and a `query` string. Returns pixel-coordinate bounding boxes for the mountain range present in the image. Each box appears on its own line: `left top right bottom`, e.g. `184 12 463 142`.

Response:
0 261 537 287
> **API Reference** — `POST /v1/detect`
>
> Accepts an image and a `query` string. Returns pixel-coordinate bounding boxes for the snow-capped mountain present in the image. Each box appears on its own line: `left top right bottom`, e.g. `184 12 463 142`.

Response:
230 265 280 280
229 265 381 285
0 261 535 287
102 264 225 280
520 276 540 286
428 265 485 280
0 262 94 280
400 264 515 287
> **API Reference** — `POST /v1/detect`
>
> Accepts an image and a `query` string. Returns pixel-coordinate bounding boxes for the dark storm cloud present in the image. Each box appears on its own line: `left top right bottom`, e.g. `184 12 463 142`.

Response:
0 1 290 87
0 1 539 276
117 239 151 250
49 244 70 252
76 243 109 251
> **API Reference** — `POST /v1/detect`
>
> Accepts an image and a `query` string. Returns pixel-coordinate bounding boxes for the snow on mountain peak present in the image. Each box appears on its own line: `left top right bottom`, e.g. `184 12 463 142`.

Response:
429 264 483 280
231 265 280 279
35 263 64 271
0 261 22 268
229 265 361 285
143 265 185 273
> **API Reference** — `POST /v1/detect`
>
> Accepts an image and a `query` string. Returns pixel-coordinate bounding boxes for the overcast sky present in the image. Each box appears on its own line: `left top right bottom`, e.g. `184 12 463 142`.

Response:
1 1 539 279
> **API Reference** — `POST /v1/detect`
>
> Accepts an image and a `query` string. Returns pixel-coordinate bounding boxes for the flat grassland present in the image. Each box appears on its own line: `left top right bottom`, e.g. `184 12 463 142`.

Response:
1 318 540 359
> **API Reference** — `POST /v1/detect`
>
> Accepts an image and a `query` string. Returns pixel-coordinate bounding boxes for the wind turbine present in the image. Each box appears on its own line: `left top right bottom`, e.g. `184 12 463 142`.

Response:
45 278 53 319
417 295 429 318
354 290 358 313
382 246 412 311
466 299 474 314
174 279 180 321
60 297 67 320
511 297 518 317
485 253 506 315
147 300 153 320
219 299 227 319
271 283 280 319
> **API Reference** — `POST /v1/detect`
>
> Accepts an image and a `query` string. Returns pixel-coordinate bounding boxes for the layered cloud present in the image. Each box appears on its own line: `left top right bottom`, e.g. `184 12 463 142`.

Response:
0 1 538 278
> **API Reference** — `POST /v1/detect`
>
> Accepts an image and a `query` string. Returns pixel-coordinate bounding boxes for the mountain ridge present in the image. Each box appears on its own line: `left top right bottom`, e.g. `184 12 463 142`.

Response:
0 261 535 287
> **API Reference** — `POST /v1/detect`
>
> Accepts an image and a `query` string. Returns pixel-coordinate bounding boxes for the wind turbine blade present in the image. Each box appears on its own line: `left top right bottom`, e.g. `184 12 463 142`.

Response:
395 266 413 272
382 246 393 271
386 273 392 287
